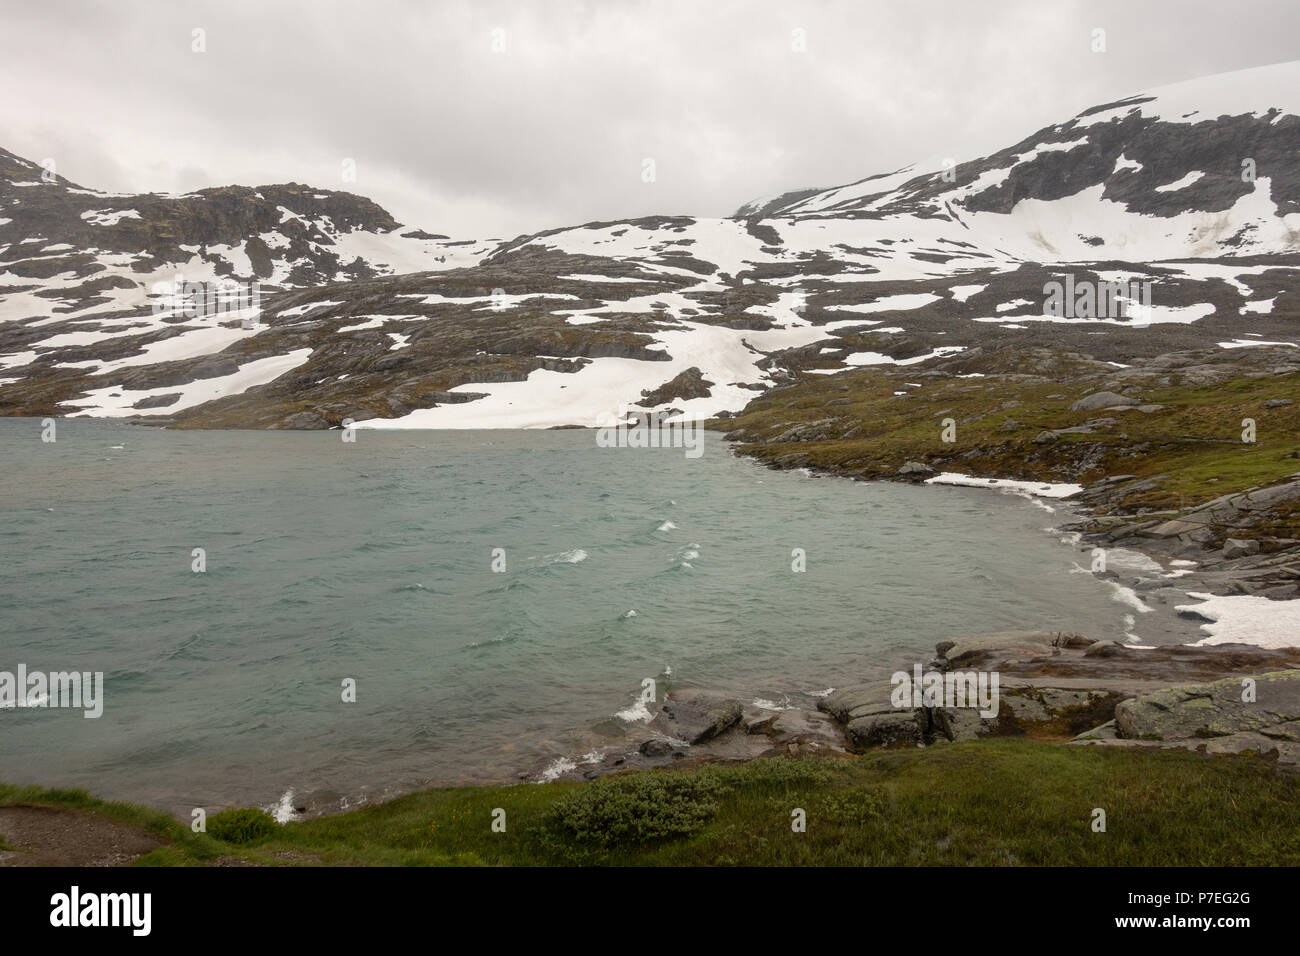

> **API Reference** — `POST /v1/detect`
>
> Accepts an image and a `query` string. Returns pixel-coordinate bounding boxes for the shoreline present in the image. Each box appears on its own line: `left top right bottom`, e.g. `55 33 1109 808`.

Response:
517 451 1299 792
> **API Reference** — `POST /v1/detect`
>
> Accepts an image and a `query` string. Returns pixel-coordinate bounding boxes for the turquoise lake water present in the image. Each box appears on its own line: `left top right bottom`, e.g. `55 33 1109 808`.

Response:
0 419 1142 816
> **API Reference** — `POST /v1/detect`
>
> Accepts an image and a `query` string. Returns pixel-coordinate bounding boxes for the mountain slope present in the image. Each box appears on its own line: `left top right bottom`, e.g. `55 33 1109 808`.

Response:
1 62 1298 428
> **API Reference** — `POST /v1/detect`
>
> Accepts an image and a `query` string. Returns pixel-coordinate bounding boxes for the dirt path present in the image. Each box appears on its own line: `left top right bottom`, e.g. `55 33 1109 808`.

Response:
0 805 166 866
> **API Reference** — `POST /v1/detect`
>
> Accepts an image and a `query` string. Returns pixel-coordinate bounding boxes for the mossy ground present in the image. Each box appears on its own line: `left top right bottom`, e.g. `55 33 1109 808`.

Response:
716 364 1300 517
5 740 1298 866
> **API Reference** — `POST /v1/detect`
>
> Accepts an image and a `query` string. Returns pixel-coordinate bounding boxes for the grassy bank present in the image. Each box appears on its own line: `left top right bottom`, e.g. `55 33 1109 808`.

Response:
5 740 1299 866
715 353 1300 515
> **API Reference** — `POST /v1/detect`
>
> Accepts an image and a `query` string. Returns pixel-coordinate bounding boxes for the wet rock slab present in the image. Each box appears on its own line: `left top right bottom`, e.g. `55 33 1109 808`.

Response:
649 692 744 745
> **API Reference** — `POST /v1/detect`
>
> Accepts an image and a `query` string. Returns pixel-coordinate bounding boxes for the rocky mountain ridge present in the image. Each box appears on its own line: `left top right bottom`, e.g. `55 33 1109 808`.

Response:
1 61 1297 427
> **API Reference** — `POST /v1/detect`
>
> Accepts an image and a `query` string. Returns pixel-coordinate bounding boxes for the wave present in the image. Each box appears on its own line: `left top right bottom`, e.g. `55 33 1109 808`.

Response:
752 695 796 711
267 788 298 823
541 548 588 565
535 756 576 782
394 582 436 593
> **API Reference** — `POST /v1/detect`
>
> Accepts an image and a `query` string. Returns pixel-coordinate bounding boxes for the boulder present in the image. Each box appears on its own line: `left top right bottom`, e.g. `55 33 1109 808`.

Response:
898 460 934 475
929 706 998 742
1071 391 1140 411
1114 670 1300 742
845 711 923 749
744 711 781 735
1073 720 1119 741
817 682 896 723
650 693 743 745
933 631 1090 669
1223 538 1261 559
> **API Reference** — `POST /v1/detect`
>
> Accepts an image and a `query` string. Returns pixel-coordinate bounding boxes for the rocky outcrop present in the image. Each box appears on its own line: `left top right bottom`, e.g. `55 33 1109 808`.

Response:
1071 391 1139 411
1075 670 1300 770
1144 479 1300 544
814 631 1300 768
650 692 743 745
639 367 714 407
1114 670 1300 741
1223 538 1261 559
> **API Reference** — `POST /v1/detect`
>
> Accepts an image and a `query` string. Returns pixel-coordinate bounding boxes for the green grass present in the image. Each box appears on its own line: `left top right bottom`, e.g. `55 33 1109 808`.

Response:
715 361 1300 515
6 741 1299 866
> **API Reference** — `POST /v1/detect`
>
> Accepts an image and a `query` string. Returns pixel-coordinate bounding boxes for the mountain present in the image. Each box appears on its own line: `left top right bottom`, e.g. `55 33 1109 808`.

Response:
2 61 1298 428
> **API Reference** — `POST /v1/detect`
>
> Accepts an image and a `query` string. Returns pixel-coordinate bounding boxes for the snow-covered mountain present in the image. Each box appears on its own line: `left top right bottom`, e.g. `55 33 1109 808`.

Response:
2 61 1298 428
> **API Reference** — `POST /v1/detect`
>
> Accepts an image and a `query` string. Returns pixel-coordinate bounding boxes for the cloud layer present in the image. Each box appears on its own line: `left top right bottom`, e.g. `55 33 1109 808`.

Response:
3 0 1296 238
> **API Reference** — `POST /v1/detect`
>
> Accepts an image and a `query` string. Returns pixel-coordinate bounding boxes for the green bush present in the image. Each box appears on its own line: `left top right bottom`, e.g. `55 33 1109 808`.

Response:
544 772 726 849
715 755 842 790
208 808 280 845
816 786 886 825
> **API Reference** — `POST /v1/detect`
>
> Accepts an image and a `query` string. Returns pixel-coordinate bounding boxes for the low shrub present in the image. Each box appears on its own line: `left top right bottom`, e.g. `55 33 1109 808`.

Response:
543 772 726 849
207 808 279 844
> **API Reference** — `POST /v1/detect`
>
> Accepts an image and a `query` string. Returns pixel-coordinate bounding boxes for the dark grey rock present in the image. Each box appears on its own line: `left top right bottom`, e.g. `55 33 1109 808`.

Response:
1114 670 1300 741
1223 538 1261 559
638 738 675 757
845 710 923 748
650 693 743 745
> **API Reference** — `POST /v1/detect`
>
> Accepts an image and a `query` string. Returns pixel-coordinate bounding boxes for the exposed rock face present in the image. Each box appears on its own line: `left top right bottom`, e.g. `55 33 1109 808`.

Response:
933 630 1093 670
1146 479 1300 543
638 738 677 757
1115 670 1300 739
816 631 1300 768
1223 537 1262 559
1106 670 1300 769
639 367 714 407
0 147 473 300
1071 391 1139 411
846 711 925 748
818 682 897 724
650 693 744 745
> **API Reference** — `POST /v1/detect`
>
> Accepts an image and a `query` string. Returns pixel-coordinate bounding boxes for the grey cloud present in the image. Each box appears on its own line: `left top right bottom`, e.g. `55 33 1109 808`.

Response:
2 0 1297 237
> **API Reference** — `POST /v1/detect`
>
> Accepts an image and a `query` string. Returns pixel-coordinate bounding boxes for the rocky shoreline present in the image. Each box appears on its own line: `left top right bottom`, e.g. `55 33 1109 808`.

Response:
531 447 1300 785
536 630 1300 785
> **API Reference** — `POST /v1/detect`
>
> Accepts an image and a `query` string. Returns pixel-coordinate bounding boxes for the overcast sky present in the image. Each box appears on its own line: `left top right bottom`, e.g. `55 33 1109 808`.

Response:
2 0 1297 238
